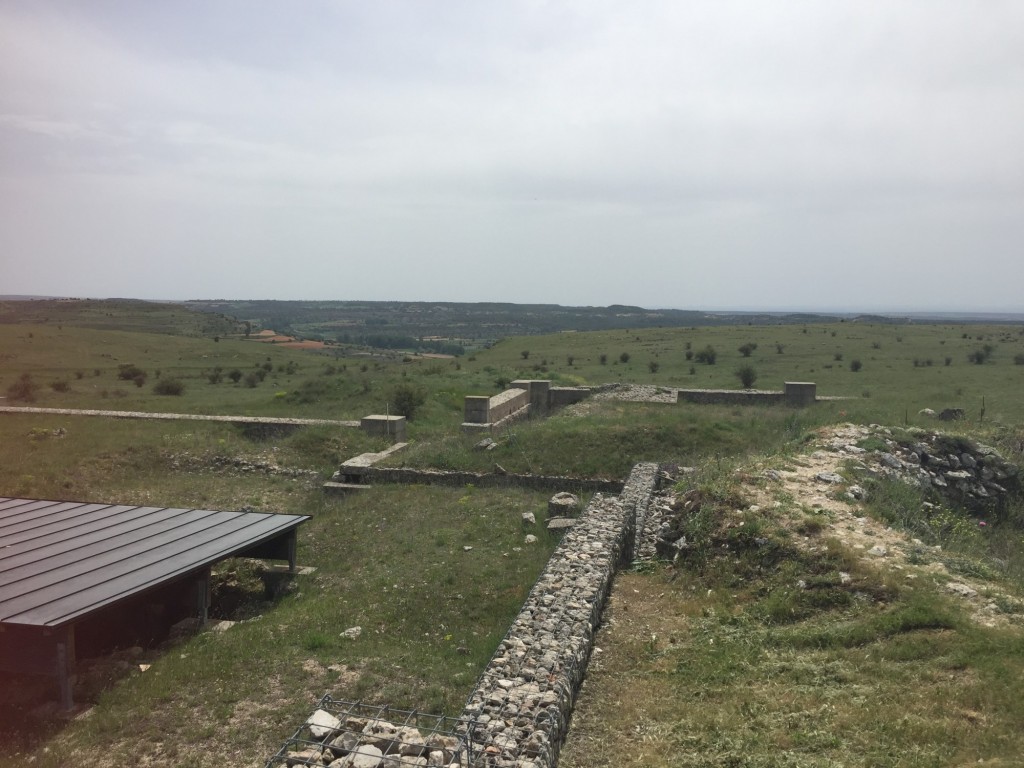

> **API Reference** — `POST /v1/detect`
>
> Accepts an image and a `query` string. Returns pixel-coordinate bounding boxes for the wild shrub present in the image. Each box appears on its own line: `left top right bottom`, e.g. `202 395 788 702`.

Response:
685 350 693 361
599 354 608 365
286 379 335 404
154 378 185 396
392 383 427 420
619 352 630 364
738 342 757 357
695 345 717 364
520 350 530 360
50 379 70 393
117 364 146 381
7 373 39 402
648 361 659 373
968 345 995 364
1015 354 1024 365
776 343 785 354
567 355 574 366
228 369 243 383
735 365 757 388
133 374 146 387
850 359 863 372
243 372 260 388
834 351 843 361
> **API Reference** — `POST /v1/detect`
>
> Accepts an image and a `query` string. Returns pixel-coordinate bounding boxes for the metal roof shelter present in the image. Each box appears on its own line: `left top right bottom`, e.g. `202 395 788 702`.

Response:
0 497 310 709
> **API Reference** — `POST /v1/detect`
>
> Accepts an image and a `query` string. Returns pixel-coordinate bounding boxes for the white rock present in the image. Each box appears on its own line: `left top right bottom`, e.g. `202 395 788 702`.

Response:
341 626 362 640
524 534 538 544
348 744 384 768
306 708 341 739
947 582 978 598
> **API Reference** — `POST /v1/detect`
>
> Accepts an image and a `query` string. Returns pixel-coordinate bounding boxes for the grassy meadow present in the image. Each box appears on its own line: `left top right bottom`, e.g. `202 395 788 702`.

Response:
1 302 1024 766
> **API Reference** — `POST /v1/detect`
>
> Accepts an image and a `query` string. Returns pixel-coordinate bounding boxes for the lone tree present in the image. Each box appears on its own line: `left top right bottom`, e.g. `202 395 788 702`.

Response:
520 350 530 360
736 365 757 389
392 383 427 420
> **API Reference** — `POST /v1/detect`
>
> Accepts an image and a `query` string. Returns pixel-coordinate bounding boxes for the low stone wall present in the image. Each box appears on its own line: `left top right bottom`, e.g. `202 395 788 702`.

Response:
676 381 818 407
464 389 530 425
548 387 592 408
459 462 660 768
462 382 595 434
677 389 785 406
329 466 623 494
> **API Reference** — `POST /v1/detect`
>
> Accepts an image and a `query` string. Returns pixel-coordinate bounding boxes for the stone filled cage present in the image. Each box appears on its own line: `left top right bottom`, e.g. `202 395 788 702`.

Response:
264 696 474 767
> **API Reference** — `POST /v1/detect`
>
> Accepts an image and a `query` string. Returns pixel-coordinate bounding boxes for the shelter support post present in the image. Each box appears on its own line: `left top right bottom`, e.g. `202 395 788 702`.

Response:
196 568 211 626
287 530 298 572
56 625 76 711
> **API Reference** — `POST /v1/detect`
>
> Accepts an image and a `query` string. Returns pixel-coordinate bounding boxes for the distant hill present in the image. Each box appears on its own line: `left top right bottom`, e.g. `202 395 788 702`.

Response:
183 299 846 344
0 298 241 337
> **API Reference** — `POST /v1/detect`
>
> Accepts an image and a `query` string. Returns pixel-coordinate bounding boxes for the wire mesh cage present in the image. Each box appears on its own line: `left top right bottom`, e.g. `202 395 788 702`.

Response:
265 695 476 767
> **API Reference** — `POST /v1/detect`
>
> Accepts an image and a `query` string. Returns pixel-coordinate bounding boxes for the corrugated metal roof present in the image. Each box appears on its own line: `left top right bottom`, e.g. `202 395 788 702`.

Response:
0 497 310 629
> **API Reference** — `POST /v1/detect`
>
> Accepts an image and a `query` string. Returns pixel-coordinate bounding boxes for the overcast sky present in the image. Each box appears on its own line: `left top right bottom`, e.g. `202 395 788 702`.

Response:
1 1 1022 311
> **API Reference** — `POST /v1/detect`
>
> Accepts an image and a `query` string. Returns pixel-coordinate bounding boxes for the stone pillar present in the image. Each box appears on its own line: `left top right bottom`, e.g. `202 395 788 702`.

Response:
511 380 551 414
360 415 408 441
463 396 490 424
784 382 817 407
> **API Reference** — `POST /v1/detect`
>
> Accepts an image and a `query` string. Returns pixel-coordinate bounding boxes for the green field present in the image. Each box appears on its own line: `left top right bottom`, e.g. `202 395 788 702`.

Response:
2 301 1023 767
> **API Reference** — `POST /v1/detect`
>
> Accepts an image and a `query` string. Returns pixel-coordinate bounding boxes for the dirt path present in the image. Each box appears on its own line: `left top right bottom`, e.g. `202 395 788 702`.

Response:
749 423 1019 628
0 405 359 428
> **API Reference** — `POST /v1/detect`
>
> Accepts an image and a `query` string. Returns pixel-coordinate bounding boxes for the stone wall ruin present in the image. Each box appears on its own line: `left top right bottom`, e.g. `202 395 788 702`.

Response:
271 463 662 768
676 381 817 407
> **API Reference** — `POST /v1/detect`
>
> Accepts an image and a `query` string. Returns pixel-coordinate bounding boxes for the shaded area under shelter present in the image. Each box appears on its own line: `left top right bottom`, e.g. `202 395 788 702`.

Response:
0 497 310 709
